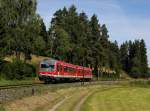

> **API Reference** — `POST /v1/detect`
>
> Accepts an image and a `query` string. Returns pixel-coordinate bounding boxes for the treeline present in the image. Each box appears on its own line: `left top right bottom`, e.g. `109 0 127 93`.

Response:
0 0 46 61
48 5 149 78
48 6 121 76
0 0 149 80
120 40 148 78
0 0 42 79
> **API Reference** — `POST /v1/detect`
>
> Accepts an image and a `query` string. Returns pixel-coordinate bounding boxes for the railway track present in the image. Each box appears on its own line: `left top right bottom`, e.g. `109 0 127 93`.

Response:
0 81 92 103
0 82 81 90
0 79 146 103
0 82 44 89
0 80 128 90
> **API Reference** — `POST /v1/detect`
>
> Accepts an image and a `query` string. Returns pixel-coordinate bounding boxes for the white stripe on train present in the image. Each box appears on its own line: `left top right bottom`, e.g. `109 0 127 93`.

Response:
40 74 92 78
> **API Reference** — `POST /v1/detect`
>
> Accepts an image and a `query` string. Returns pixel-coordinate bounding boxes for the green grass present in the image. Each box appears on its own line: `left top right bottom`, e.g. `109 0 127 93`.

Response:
47 86 113 111
55 89 88 111
82 86 150 111
0 78 39 86
0 104 5 111
4 84 150 111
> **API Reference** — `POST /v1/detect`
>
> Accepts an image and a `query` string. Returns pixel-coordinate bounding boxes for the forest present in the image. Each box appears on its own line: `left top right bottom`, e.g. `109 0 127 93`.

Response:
0 0 149 80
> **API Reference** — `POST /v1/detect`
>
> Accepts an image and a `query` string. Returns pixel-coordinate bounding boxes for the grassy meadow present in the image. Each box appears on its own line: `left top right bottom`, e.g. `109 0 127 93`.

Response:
81 86 150 111
2 55 150 111
3 84 150 111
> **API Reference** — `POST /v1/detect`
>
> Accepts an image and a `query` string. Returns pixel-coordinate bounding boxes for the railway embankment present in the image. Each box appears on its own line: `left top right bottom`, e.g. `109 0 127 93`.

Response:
1 80 150 111
0 80 125 103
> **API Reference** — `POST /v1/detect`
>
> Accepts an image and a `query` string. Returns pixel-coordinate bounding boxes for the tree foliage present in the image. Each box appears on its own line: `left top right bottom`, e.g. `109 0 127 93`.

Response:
0 2 149 79
0 0 46 61
48 6 122 76
120 40 149 78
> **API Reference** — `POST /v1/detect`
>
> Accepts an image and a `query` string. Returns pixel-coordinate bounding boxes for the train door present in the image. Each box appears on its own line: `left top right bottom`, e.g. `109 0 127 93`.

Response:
57 63 62 76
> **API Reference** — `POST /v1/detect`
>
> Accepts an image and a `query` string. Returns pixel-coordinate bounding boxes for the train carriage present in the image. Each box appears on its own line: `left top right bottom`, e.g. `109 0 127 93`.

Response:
38 59 93 83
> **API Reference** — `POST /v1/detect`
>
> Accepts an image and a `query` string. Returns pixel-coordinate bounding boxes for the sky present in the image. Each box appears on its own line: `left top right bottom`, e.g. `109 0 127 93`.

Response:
37 0 150 65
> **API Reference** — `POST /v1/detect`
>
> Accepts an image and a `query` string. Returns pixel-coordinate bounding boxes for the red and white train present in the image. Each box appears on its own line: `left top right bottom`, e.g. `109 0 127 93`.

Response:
38 59 93 83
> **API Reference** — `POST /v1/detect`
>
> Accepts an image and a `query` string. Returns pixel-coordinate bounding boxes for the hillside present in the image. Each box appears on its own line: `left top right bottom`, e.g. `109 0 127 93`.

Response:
4 54 50 66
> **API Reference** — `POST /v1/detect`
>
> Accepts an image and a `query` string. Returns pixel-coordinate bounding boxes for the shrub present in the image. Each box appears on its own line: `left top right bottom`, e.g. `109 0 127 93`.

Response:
1 59 36 80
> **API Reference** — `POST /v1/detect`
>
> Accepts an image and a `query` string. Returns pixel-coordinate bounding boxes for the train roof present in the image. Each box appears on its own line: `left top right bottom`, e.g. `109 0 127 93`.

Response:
58 61 92 71
41 58 92 70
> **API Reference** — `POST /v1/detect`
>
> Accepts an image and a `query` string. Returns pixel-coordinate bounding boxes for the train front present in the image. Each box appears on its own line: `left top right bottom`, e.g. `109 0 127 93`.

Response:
38 59 57 83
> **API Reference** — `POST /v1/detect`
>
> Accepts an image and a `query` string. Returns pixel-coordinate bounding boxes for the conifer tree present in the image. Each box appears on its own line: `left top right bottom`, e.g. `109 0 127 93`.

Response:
120 42 129 72
120 39 148 78
100 24 109 67
140 39 148 77
89 14 102 73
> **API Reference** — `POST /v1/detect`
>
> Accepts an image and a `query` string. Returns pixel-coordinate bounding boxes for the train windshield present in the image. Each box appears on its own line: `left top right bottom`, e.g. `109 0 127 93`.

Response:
40 59 56 72
40 63 55 72
41 64 49 68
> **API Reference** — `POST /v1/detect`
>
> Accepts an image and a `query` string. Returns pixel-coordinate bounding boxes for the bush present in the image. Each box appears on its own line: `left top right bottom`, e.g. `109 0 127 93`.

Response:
1 59 36 80
130 67 141 78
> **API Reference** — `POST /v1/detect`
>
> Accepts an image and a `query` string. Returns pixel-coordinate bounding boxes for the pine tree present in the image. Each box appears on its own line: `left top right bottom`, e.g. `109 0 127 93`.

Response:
76 12 89 66
130 40 142 77
0 8 5 60
109 41 120 70
140 39 148 77
100 24 109 67
120 39 148 78
89 14 102 74
120 41 129 72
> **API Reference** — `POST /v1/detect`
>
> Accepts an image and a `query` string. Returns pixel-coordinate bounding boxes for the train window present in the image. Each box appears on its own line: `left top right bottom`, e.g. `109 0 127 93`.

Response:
68 67 72 72
41 64 54 71
68 67 71 72
64 66 68 72
64 67 75 72
69 67 74 72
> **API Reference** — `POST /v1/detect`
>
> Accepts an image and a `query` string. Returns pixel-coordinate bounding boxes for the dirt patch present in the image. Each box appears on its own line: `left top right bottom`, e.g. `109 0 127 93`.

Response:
48 96 70 111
